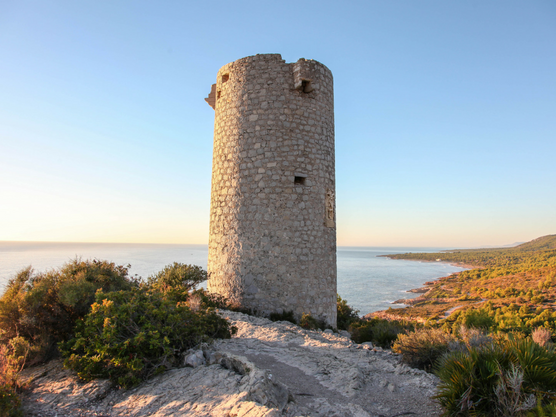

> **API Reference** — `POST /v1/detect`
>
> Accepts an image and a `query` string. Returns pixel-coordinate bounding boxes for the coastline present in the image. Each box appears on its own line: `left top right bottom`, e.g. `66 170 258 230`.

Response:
377 252 478 269
364 257 478 322
356 236 556 323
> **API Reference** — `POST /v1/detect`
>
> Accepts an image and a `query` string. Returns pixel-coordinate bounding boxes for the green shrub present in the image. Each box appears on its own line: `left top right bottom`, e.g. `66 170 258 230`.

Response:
60 288 234 388
349 320 374 343
337 295 359 331
461 308 496 331
0 386 21 417
188 288 230 310
57 259 134 316
350 318 415 348
147 263 206 302
392 327 456 371
269 310 296 324
447 307 496 334
435 339 556 417
0 260 135 364
0 343 26 417
1 261 234 390
299 313 327 330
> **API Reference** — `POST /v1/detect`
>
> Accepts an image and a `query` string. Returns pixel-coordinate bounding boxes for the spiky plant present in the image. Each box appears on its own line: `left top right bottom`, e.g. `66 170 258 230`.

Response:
526 398 556 416
435 339 556 417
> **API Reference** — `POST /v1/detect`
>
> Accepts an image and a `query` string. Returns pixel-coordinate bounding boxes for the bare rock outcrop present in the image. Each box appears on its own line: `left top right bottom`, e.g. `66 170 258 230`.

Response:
21 311 441 417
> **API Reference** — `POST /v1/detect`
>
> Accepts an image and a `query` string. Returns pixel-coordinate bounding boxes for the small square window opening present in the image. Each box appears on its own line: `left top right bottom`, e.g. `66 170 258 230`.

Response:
301 80 313 93
294 176 306 185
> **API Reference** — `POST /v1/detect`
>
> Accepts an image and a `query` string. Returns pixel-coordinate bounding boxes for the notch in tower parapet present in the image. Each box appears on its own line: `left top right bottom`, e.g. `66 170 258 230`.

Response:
293 58 315 93
205 83 216 109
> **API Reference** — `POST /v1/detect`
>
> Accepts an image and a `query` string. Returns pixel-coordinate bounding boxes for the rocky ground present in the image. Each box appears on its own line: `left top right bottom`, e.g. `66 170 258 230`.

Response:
21 311 441 417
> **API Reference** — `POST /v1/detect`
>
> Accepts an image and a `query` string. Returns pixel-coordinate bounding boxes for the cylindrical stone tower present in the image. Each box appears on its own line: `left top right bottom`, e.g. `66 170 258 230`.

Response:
205 53 336 326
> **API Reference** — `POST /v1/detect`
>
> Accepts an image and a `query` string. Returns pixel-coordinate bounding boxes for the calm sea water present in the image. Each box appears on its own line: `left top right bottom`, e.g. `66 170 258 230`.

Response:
0 242 466 316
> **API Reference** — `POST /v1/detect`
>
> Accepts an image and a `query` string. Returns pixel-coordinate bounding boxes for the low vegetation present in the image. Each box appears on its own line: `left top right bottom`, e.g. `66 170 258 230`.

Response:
349 317 416 348
299 312 325 330
0 342 27 417
0 260 235 413
435 338 556 417
269 310 296 324
377 234 556 415
0 260 136 366
392 327 457 371
60 288 232 388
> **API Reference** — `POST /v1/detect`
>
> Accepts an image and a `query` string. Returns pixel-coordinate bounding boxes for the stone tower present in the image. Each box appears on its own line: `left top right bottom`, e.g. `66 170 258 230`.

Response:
205 53 336 327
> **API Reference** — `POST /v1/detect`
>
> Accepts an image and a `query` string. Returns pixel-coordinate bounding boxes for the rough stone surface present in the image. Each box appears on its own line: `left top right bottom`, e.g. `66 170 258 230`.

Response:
184 349 206 368
20 311 441 417
206 53 337 326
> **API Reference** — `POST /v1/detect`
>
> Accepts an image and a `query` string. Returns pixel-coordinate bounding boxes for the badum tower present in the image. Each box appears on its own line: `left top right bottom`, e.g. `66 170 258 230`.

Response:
205 53 336 327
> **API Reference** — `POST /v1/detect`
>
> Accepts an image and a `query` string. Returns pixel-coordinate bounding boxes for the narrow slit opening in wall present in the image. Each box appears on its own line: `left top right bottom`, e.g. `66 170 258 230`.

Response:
294 176 306 185
222 74 229 83
217 90 221 99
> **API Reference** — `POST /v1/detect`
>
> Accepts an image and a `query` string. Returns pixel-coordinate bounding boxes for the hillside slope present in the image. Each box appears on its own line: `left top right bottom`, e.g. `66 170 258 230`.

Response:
513 234 556 251
446 234 556 254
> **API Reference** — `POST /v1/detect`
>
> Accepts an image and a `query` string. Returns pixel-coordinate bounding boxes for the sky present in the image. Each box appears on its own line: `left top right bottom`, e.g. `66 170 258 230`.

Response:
0 0 555 248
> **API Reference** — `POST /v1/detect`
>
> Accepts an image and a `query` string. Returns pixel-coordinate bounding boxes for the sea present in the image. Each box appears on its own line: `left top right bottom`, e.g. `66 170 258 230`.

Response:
0 242 467 316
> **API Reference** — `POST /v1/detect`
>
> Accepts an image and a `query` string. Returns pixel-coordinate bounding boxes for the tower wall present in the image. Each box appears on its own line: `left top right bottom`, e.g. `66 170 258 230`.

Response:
207 54 336 326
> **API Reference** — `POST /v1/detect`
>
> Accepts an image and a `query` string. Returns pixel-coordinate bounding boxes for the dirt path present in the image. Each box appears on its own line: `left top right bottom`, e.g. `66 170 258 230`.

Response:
443 299 487 319
215 311 441 416
443 305 464 318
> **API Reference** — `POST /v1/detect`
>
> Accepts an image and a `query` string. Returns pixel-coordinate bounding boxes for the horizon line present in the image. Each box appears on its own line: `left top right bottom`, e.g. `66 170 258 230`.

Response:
0 239 504 250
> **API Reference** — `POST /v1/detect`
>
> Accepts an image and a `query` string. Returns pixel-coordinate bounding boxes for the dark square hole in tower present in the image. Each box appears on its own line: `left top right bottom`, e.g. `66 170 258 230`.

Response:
301 80 313 93
222 74 229 83
294 176 306 185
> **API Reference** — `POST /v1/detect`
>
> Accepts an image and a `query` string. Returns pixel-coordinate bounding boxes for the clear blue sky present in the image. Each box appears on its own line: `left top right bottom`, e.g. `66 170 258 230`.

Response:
1 0 555 247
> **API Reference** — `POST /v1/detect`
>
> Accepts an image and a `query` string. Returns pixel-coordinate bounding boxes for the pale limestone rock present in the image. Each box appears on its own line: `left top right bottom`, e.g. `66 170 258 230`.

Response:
21 311 442 417
184 350 206 368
